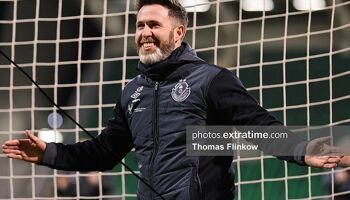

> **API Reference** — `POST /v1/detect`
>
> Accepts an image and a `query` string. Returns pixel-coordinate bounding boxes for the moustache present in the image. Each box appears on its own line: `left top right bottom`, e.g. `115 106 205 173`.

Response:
139 37 158 44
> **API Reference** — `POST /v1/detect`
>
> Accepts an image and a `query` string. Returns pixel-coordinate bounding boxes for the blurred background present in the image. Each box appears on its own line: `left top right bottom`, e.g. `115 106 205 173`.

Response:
0 0 349 199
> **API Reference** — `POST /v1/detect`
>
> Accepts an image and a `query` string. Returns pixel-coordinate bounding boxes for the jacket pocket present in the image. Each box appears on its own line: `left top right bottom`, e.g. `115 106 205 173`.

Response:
190 166 202 200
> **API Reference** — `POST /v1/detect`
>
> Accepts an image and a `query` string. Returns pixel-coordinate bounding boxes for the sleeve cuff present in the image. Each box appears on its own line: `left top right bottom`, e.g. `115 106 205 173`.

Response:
293 141 308 165
39 143 57 166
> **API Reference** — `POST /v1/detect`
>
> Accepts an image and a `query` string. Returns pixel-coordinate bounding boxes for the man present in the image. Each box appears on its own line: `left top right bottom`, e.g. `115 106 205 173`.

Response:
1 0 345 199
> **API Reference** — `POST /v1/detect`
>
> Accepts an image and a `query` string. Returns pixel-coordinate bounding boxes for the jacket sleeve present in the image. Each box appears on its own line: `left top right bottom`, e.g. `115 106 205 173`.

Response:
40 95 134 171
206 68 307 165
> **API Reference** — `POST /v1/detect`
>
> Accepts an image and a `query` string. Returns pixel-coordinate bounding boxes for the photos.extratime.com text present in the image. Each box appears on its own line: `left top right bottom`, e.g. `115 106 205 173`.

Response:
186 125 350 157
186 126 293 156
191 130 288 141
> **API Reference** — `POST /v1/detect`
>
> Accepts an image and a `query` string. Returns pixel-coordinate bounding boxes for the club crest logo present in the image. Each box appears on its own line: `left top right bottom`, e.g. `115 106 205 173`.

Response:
171 79 191 102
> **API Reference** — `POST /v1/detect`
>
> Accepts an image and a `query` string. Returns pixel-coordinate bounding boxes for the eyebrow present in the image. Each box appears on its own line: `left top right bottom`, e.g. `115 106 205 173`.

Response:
136 20 161 26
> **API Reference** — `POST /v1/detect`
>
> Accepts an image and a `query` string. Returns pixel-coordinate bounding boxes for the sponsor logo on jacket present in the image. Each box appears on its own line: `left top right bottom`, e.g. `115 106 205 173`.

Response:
128 86 144 114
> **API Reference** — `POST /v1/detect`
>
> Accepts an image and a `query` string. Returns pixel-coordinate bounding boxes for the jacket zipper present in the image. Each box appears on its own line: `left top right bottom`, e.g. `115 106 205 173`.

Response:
197 173 203 200
149 81 159 200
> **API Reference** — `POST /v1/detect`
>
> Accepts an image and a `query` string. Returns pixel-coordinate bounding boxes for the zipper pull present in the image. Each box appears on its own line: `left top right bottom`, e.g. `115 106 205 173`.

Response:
154 82 159 90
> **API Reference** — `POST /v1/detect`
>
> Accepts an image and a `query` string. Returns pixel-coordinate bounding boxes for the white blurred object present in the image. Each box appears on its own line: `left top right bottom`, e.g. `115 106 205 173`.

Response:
242 0 274 12
293 0 326 11
38 129 63 143
179 0 211 12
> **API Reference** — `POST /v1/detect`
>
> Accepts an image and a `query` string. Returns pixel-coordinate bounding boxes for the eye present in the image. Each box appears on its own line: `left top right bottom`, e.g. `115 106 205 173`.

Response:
151 24 160 29
136 23 144 30
148 22 161 29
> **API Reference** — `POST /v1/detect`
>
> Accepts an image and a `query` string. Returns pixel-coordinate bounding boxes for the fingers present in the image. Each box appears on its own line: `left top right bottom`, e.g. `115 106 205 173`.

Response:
305 155 343 169
2 131 35 148
2 131 44 164
2 149 24 156
327 156 342 163
323 163 338 169
7 153 24 160
320 156 342 169
4 150 36 162
2 145 19 150
2 139 21 147
2 139 26 156
2 148 27 161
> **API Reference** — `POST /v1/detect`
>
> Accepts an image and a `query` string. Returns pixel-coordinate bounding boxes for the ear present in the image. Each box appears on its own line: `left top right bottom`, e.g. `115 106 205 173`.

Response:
174 25 185 44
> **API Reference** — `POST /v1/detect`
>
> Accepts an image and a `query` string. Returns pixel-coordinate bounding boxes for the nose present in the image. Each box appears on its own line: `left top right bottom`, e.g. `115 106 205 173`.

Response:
141 25 152 37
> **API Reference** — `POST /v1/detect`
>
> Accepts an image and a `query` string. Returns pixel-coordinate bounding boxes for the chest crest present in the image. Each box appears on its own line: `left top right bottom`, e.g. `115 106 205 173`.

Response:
171 79 191 102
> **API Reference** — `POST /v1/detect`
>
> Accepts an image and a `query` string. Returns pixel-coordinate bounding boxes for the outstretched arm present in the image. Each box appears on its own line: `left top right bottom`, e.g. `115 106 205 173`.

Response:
2 96 133 172
2 130 46 164
206 68 343 168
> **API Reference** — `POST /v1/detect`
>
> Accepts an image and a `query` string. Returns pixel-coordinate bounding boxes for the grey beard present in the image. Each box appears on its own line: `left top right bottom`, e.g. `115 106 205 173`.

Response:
138 47 168 65
138 36 175 65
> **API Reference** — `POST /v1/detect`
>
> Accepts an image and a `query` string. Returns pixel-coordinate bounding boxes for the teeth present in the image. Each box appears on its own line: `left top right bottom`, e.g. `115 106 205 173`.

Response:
143 43 154 48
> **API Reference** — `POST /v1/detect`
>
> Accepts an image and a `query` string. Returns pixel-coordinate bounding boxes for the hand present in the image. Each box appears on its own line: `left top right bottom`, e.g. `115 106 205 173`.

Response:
304 136 344 169
2 130 46 164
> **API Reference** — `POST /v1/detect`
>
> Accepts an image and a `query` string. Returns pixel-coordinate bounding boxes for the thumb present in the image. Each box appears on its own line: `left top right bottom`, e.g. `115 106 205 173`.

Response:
313 136 332 145
25 130 46 150
307 136 332 156
25 130 39 143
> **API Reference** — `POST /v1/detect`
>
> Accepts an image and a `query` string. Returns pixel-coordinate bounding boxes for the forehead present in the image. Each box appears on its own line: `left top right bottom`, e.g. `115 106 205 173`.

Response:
137 4 170 23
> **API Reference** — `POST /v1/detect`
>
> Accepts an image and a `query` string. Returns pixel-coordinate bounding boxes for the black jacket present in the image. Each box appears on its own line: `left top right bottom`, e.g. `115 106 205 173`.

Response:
41 42 306 200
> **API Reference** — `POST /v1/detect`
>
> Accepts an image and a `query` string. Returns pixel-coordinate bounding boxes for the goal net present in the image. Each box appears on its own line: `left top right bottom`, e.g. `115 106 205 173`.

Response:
0 0 349 199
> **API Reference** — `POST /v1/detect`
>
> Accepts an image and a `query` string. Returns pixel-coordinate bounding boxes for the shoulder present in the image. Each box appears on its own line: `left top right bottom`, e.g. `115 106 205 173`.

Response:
185 62 243 98
196 61 225 74
194 63 242 89
194 62 239 81
186 61 227 82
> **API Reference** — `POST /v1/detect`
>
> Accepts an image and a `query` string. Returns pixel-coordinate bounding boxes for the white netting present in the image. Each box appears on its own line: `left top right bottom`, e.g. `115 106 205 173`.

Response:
0 0 350 199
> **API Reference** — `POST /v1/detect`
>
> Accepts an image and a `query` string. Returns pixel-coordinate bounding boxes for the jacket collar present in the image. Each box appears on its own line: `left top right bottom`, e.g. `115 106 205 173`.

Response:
137 42 203 81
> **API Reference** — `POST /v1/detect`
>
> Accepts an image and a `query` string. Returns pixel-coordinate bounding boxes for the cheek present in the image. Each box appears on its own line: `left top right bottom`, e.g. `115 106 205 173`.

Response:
135 32 141 44
154 33 166 42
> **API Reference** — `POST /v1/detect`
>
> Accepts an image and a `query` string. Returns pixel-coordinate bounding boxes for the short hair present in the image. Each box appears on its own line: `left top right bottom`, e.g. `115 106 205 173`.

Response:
136 0 189 29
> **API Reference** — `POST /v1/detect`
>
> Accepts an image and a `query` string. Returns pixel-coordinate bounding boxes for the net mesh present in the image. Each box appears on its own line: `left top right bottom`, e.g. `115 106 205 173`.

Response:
0 0 350 199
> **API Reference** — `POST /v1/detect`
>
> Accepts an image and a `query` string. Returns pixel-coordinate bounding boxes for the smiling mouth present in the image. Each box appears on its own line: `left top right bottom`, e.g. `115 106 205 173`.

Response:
141 42 157 51
143 42 155 48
